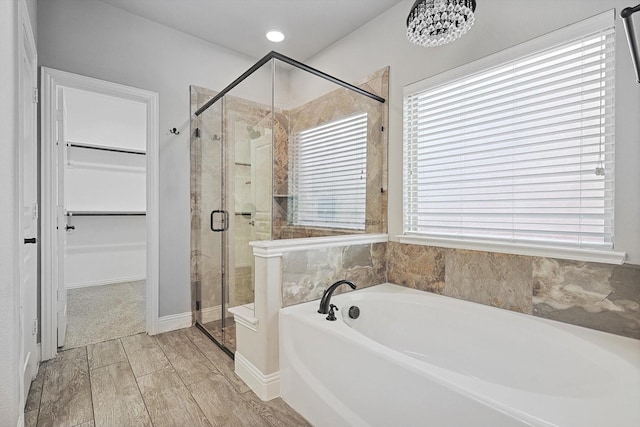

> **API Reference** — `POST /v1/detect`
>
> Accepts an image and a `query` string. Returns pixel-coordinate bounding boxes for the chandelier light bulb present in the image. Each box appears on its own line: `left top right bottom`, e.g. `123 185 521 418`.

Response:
406 0 476 47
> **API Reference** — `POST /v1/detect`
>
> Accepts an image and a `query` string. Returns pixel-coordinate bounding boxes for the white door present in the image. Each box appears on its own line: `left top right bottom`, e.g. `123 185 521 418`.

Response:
19 2 39 399
56 87 68 348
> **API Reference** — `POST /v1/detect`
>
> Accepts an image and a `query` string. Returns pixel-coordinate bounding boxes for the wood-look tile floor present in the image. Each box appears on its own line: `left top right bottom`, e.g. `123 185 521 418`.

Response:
25 327 310 427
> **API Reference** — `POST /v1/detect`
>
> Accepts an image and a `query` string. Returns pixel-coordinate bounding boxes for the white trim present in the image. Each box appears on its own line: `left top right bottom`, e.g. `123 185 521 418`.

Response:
65 276 146 290
157 312 192 334
40 68 160 359
251 233 388 258
17 413 24 427
200 305 222 324
228 304 258 332
234 352 280 401
396 234 627 265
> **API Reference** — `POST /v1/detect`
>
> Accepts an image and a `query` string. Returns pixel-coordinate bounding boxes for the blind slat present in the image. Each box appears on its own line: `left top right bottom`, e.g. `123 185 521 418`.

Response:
291 112 368 230
403 24 615 250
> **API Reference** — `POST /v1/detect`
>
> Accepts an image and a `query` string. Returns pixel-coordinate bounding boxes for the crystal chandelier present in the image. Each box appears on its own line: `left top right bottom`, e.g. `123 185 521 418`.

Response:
406 0 477 47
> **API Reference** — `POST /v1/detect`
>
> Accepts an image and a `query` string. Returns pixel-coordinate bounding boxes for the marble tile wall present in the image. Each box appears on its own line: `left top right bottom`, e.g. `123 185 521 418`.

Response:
274 67 389 239
281 243 386 307
387 242 640 339
190 86 223 320
191 86 276 317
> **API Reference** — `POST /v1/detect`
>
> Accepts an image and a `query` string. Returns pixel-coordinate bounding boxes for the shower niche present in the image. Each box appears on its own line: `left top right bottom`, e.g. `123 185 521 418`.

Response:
190 52 388 355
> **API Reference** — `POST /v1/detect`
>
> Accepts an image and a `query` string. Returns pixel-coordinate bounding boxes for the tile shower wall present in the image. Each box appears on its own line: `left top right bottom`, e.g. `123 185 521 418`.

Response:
190 86 222 319
281 243 386 307
274 67 389 239
191 86 278 317
387 242 640 339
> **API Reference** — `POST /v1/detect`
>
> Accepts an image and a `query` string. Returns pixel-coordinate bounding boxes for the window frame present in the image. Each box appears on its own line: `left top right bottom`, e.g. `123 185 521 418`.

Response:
400 10 626 265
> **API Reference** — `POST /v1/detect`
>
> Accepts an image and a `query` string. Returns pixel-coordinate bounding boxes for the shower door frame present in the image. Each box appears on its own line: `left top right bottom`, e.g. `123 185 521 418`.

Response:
191 51 385 359
193 95 235 359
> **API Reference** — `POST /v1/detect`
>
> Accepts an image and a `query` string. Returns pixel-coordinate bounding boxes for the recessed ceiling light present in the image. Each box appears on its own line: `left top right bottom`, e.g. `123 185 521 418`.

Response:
266 30 285 43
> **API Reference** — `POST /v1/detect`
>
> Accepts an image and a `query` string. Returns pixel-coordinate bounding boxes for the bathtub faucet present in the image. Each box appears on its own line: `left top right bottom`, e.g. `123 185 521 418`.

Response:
318 280 357 314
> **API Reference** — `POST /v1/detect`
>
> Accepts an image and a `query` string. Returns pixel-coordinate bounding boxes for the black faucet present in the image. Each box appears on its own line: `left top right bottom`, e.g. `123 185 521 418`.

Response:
318 280 357 314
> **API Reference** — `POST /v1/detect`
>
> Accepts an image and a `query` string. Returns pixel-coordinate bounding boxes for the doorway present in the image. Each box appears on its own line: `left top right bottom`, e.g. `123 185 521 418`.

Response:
40 68 159 360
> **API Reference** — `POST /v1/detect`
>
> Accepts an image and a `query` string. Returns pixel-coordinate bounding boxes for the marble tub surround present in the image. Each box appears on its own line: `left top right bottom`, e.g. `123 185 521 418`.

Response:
533 259 640 339
387 241 640 339
386 242 445 293
445 250 533 314
281 242 386 307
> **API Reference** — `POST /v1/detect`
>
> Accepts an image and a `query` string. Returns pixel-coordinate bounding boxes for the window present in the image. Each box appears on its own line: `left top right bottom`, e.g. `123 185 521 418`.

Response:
403 13 615 251
290 112 368 230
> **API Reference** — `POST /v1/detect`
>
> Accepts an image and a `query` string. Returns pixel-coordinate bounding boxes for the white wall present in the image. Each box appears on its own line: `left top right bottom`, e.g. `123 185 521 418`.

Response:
38 0 268 316
65 87 147 151
1 0 22 424
63 87 147 288
26 0 36 42
300 0 640 264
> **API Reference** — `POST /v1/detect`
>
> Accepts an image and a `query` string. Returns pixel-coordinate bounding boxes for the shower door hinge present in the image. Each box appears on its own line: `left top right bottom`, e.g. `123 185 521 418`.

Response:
195 128 200 138
196 301 200 311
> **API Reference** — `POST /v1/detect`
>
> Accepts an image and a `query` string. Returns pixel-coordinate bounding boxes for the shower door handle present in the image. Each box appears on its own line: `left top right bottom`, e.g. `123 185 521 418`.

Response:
210 210 229 232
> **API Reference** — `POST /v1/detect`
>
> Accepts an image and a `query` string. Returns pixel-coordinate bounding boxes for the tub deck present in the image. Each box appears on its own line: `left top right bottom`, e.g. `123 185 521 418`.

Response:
279 283 640 427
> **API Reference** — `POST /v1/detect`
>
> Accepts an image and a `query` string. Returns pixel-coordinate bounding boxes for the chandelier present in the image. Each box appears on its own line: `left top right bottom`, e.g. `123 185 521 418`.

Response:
406 0 477 47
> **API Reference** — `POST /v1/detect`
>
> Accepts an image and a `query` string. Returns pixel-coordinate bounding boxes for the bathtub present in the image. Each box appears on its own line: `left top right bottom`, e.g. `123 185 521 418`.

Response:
279 283 640 427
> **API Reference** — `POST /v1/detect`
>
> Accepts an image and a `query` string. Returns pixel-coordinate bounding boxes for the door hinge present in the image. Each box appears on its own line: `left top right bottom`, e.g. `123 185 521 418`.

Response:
195 301 201 311
195 128 200 138
32 318 38 336
32 203 39 219
33 87 39 104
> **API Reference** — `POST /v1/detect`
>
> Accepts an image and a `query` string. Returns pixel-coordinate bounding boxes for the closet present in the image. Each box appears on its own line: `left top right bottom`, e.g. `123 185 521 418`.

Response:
62 87 147 348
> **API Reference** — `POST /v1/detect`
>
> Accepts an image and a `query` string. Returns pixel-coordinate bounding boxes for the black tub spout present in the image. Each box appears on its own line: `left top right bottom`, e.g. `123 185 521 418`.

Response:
318 280 357 314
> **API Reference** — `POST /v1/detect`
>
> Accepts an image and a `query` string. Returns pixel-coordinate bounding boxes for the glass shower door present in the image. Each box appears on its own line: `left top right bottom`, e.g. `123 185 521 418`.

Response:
191 89 233 355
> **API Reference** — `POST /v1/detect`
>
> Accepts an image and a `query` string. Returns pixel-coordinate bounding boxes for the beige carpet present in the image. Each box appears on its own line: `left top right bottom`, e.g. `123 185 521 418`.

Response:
64 280 145 349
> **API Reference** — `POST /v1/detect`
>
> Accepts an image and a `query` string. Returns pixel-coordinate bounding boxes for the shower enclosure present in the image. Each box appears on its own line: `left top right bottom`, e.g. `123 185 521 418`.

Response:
190 52 387 356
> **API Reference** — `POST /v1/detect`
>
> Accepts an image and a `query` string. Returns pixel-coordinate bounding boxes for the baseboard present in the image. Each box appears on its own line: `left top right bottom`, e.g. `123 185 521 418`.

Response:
234 352 280 401
157 311 192 333
65 276 146 290
200 305 222 324
17 412 24 427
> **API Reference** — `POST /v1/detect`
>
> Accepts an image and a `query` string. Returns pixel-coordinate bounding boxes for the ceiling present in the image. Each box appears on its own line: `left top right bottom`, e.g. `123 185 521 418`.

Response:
97 0 405 61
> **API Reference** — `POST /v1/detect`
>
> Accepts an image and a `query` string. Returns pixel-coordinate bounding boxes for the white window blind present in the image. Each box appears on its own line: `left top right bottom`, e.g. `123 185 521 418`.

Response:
404 18 615 250
290 112 368 230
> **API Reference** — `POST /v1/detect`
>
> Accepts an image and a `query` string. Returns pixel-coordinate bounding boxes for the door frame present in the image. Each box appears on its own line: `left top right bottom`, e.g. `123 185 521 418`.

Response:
40 68 160 360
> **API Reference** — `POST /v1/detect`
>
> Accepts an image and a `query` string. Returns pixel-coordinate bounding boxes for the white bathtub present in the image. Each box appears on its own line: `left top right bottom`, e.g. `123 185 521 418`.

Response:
279 283 640 427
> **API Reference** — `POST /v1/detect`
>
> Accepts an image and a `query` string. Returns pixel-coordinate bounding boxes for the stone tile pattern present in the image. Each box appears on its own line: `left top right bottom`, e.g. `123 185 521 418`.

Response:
282 242 386 307
191 87 273 317
275 67 389 239
191 66 389 315
387 242 640 339
26 328 310 427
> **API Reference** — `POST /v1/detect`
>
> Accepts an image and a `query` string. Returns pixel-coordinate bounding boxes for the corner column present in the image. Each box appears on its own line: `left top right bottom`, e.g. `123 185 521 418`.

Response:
230 242 282 400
